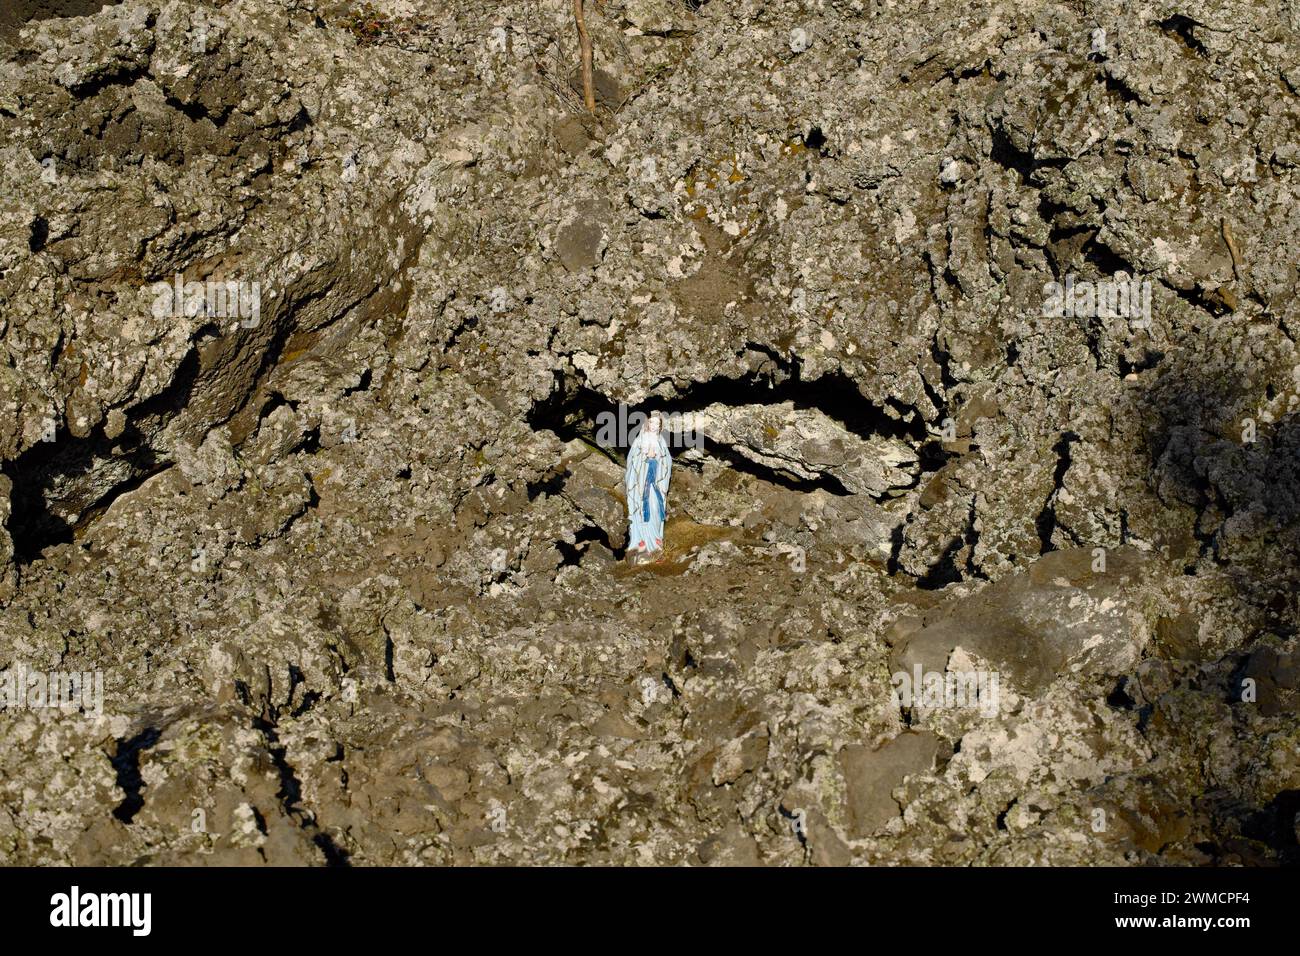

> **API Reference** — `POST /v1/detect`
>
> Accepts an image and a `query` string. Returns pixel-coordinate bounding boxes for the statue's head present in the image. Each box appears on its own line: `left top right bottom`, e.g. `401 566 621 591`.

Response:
635 411 665 456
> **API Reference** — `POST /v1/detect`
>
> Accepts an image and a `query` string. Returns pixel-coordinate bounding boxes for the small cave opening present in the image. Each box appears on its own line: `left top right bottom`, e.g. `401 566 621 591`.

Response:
802 126 830 156
3 345 203 564
526 360 929 458
28 216 48 252
557 523 623 565
525 361 933 504
2 426 170 564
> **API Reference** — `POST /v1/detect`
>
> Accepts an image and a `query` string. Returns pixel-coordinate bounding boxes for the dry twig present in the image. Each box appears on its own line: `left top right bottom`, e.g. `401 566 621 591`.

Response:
573 0 597 113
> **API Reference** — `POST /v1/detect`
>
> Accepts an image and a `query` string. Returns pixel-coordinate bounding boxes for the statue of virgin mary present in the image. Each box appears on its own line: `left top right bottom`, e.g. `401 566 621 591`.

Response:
625 411 672 560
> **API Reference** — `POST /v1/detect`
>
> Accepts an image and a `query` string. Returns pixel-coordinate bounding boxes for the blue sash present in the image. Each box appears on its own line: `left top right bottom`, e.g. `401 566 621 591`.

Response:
642 458 664 522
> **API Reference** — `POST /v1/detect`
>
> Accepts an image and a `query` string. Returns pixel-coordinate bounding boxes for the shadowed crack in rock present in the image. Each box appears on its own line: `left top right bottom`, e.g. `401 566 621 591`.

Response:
2 0 1299 868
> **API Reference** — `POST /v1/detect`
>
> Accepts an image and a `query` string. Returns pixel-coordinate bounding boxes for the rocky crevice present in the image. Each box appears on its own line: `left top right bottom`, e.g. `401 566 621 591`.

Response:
2 0 1299 867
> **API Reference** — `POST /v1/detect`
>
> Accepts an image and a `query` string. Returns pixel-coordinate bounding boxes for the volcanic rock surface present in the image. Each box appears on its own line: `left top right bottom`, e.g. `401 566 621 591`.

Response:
1 0 1299 865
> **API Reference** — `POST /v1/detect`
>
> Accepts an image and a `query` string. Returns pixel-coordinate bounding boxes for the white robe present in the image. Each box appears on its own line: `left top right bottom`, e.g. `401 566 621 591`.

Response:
625 433 672 552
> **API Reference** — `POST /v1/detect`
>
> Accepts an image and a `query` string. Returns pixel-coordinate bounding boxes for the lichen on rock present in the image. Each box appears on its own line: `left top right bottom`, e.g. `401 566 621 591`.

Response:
1 0 1298 867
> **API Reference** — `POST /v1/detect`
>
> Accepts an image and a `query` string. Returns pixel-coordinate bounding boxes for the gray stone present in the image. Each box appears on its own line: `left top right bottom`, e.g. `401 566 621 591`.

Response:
839 731 948 838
